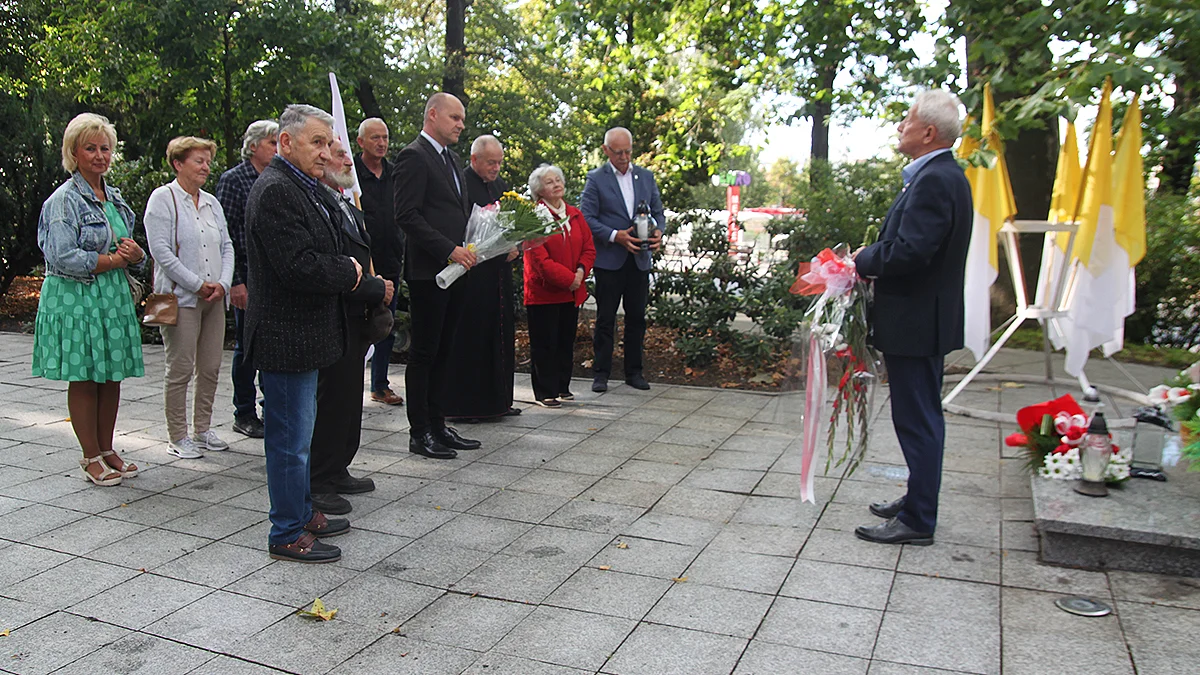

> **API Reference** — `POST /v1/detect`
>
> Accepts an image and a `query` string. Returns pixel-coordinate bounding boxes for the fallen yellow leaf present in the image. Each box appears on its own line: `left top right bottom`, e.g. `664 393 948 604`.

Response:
63 417 71 422
298 598 337 621
434 506 442 510
598 565 611 571
616 542 629 549
671 576 688 583
0 629 9 637
1002 382 1025 389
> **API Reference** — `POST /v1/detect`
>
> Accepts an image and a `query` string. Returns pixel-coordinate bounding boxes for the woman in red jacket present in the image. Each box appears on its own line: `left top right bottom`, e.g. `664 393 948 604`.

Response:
524 164 597 407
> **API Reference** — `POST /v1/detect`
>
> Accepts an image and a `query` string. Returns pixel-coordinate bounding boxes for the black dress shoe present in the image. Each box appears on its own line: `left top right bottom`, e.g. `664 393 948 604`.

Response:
625 374 650 390
503 407 522 416
232 416 265 439
592 377 608 393
869 495 906 519
410 432 457 459
268 532 342 563
304 511 350 537
311 492 352 515
435 426 481 450
854 517 934 546
332 474 375 494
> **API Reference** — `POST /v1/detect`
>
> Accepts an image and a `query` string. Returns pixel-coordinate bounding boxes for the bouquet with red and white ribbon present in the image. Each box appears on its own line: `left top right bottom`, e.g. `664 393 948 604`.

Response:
789 243 879 503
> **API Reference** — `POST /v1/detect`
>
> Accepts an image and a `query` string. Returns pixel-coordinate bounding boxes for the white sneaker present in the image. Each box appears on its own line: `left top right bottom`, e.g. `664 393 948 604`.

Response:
193 430 229 452
167 437 204 459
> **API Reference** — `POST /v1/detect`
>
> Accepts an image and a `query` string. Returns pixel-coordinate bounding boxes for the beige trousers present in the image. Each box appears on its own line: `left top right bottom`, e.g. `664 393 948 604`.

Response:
161 299 225 442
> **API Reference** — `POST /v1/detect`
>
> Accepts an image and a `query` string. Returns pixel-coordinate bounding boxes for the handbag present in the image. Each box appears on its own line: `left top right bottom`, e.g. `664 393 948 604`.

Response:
142 187 182 326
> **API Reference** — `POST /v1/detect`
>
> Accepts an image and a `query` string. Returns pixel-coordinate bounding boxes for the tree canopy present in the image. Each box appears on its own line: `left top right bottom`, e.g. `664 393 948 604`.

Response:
2 0 1196 293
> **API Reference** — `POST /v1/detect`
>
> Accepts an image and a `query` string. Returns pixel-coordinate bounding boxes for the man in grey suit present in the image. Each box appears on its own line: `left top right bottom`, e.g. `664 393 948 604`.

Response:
579 127 665 392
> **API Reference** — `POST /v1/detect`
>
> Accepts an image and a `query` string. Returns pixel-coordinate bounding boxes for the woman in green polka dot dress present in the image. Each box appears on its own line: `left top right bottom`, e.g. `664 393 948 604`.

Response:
33 113 148 487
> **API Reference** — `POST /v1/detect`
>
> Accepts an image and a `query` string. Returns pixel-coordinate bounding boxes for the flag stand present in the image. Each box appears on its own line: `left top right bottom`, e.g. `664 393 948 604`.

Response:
939 219 1145 426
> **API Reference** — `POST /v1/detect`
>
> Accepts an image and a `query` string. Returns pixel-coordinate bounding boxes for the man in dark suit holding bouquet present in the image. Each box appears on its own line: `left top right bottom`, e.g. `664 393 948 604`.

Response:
853 89 973 546
579 127 665 393
392 92 481 459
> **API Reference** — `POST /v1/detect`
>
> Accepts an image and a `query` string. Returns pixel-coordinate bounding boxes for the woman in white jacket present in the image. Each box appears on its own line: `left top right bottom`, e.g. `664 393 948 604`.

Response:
144 136 235 459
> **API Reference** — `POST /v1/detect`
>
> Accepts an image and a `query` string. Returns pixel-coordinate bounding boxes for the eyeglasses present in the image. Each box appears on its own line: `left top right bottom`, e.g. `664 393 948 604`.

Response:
606 147 632 157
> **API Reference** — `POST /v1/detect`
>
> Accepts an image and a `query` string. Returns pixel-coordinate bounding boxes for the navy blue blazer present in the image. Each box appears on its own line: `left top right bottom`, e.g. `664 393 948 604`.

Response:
579 163 665 272
855 151 973 357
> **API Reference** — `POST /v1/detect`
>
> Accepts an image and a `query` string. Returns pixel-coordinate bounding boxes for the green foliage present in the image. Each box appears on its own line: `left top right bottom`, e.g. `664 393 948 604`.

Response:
0 88 63 295
768 159 902 264
1127 188 1200 347
651 211 769 368
653 158 901 369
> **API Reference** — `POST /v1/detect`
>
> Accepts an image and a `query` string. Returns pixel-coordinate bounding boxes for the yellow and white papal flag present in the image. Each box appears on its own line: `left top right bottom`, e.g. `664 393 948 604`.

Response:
1038 118 1082 349
959 83 1017 361
1063 80 1145 376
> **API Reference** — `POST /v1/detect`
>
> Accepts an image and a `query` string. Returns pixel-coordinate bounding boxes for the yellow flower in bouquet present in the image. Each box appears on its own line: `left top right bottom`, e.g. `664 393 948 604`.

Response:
498 192 557 241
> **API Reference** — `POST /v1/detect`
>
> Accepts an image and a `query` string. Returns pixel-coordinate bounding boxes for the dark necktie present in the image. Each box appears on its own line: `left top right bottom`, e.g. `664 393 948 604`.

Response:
441 149 460 197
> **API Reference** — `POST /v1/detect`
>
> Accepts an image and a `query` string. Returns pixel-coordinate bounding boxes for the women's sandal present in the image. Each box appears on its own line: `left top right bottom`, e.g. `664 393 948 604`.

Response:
100 450 139 478
535 398 562 408
79 455 123 487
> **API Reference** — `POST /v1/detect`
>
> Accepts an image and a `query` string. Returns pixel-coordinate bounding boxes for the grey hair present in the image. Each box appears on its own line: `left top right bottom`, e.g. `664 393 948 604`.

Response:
278 104 334 138
528 164 565 201
910 90 963 144
471 134 502 155
603 127 632 147
240 120 279 160
357 117 386 139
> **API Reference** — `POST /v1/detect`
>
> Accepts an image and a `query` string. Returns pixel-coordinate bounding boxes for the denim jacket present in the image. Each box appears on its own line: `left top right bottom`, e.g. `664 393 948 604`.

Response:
38 172 144 283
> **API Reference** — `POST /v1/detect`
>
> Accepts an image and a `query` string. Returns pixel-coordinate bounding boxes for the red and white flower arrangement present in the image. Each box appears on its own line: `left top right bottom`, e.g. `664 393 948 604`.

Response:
1004 394 1130 483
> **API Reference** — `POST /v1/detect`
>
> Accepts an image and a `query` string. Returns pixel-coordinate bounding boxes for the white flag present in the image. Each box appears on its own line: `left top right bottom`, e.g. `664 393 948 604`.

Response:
329 72 362 204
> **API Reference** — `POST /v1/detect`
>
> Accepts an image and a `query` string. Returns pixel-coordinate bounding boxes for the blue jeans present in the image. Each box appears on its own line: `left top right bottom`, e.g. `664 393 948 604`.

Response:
370 275 400 393
231 307 259 420
260 370 317 545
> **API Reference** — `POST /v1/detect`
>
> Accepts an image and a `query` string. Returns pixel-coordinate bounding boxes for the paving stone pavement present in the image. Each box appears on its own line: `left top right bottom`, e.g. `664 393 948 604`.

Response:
0 332 1197 674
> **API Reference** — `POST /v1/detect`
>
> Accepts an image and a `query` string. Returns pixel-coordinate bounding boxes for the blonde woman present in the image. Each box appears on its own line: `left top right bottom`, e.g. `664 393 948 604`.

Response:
33 113 146 486
144 137 235 459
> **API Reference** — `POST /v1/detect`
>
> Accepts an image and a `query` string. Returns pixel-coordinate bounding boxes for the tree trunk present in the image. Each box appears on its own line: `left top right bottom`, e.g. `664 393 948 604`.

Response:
443 0 467 105
810 66 835 163
355 80 383 124
1160 39 1198 194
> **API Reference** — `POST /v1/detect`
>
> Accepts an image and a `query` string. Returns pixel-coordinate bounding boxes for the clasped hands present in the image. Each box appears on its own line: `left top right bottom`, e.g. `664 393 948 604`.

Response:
569 268 585 292
614 227 662 254
107 237 145 268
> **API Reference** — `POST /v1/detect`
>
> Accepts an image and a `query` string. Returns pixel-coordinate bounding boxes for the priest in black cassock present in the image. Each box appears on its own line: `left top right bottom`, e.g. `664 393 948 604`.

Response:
444 135 521 422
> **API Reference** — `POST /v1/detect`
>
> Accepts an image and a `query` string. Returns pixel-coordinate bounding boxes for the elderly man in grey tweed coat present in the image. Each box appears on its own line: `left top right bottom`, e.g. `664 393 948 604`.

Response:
244 104 383 564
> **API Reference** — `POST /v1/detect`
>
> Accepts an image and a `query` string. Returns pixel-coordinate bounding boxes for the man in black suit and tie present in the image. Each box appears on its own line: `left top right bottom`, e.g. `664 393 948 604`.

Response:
853 89 973 546
310 138 391 516
392 92 481 459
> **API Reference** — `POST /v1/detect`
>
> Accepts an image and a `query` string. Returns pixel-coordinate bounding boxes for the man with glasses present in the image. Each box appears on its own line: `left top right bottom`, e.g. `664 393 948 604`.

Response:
580 127 664 392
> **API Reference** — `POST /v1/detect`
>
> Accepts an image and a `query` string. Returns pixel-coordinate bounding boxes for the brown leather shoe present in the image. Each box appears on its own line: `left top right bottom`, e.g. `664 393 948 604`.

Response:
304 511 350 537
268 532 342 563
371 388 404 406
